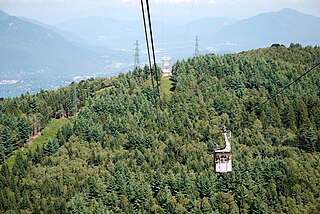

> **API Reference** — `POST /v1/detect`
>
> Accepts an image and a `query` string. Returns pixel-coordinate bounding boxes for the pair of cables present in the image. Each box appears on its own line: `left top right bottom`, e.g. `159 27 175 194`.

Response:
269 62 320 100
140 0 160 105
252 62 320 111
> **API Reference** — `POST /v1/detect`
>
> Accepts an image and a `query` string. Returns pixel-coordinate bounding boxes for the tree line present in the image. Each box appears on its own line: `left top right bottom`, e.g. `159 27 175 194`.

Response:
0 78 113 163
0 44 319 213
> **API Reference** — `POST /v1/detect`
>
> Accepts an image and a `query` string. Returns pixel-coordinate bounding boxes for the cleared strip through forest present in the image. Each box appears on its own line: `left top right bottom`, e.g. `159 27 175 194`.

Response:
4 118 69 169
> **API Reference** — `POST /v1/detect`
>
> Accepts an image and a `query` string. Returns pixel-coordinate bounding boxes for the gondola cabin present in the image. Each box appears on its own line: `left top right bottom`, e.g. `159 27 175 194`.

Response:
214 127 232 173
215 151 232 173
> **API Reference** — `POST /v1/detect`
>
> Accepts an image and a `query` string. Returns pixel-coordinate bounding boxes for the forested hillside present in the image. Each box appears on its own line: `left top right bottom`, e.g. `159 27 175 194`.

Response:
1 45 320 213
0 78 112 163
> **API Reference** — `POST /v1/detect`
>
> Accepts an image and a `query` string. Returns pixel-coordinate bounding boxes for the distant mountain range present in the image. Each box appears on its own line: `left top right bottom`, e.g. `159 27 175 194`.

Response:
208 8 320 51
0 11 117 77
19 16 88 45
54 8 320 54
0 10 129 97
0 8 319 97
56 17 145 49
55 16 237 49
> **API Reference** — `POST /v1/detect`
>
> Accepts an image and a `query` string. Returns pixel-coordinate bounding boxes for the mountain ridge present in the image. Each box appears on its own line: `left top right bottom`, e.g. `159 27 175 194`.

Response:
0 12 125 97
0 14 107 74
210 8 320 51
55 16 237 48
0 10 9 21
1 45 319 213
1 8 319 97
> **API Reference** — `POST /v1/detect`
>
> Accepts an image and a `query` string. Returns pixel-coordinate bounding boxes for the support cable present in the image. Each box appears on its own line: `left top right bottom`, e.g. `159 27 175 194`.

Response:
140 0 157 104
184 0 195 40
145 0 161 98
142 0 162 129
256 62 320 109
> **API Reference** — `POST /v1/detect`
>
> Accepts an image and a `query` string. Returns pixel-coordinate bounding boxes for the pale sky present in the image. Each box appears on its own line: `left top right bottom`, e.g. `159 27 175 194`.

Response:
0 0 319 24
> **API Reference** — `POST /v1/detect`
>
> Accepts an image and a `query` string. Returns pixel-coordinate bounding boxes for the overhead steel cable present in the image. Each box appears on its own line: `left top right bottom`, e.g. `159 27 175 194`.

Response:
184 0 195 40
255 62 320 109
145 0 161 98
140 0 157 104
272 62 320 98
140 0 163 128
157 40 194 45
162 0 165 58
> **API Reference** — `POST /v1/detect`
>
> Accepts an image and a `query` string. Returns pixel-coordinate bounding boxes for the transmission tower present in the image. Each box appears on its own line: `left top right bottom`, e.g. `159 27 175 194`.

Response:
73 84 77 114
195 35 199 57
134 40 140 67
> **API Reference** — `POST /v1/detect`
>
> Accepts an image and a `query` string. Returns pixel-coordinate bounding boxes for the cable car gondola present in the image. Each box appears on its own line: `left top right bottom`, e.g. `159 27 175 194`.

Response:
214 126 232 173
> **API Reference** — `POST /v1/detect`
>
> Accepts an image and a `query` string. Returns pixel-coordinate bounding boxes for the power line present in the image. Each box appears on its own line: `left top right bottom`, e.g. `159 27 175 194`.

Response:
162 0 164 58
164 50 194 55
157 40 194 45
73 84 77 114
140 0 162 127
145 0 161 98
184 0 195 40
161 45 194 50
195 35 199 57
140 0 156 104
134 40 140 67
274 63 320 96
256 62 320 109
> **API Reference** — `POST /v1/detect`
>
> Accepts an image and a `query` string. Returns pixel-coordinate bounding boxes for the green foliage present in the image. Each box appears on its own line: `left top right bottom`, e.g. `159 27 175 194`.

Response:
0 78 112 163
44 139 59 155
4 118 69 169
88 175 105 199
0 45 319 213
66 193 87 214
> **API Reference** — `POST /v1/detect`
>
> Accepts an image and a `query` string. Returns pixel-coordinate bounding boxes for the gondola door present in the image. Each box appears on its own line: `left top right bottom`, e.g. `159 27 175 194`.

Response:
214 127 232 173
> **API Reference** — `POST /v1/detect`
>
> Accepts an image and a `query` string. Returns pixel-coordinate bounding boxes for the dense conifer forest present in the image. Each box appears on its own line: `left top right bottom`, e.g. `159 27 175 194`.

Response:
1 44 320 213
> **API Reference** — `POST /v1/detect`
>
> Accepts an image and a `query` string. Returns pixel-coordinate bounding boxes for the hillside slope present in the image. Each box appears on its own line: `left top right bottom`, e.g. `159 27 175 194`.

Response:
0 12 107 75
1 45 320 213
210 8 320 51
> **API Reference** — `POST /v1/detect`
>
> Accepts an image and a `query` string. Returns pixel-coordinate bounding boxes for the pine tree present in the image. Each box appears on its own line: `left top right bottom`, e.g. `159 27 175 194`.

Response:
44 139 59 155
151 170 164 197
201 197 213 213
12 152 28 178
157 186 172 211
66 193 87 214
88 175 105 200
187 194 197 213
177 170 192 195
33 144 44 164
0 163 10 188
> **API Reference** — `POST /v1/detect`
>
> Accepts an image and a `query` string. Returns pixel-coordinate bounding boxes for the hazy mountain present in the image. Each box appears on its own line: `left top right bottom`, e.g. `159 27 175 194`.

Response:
19 16 88 45
1 8 319 97
210 8 320 51
0 10 129 97
188 17 237 35
0 10 9 22
18 16 130 60
55 9 320 55
56 17 143 48
55 16 236 50
0 11 116 77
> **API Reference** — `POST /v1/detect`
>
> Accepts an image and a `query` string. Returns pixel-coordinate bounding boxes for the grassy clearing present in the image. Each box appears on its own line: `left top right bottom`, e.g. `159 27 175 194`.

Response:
96 85 115 94
161 76 174 98
5 118 69 169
